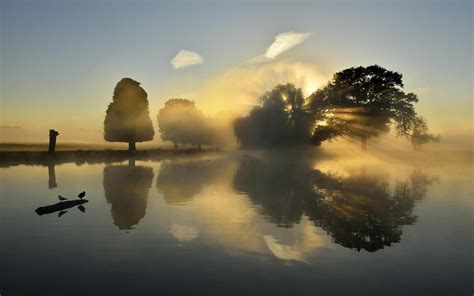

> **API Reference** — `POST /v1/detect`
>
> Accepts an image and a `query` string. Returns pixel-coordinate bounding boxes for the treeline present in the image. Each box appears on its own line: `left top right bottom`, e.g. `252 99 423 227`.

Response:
103 78 234 151
103 65 439 151
235 65 439 149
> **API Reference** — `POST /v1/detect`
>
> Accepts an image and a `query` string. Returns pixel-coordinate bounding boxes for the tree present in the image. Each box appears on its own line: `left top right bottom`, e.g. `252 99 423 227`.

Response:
308 65 419 148
234 83 313 148
157 99 209 149
233 155 435 251
104 78 154 151
103 163 154 230
406 116 440 150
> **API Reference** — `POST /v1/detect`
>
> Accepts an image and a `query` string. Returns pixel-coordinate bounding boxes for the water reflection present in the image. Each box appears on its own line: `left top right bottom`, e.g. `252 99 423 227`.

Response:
307 170 428 251
47 163 57 189
234 156 436 252
156 156 235 204
35 199 88 216
36 153 437 252
2 152 470 295
103 162 154 230
234 156 311 227
169 223 200 242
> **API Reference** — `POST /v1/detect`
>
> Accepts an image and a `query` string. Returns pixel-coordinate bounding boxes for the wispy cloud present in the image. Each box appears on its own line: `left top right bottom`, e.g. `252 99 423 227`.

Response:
171 49 204 70
249 31 312 64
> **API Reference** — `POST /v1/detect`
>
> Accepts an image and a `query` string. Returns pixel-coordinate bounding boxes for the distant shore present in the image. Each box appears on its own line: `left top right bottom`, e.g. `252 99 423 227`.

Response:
0 142 166 152
0 148 209 168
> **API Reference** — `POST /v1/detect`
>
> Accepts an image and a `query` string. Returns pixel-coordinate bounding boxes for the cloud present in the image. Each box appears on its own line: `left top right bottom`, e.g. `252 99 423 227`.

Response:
249 31 312 64
171 49 204 70
169 224 200 242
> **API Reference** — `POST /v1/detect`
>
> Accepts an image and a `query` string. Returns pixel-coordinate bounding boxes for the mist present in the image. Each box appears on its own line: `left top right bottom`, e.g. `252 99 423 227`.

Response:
1 62 472 153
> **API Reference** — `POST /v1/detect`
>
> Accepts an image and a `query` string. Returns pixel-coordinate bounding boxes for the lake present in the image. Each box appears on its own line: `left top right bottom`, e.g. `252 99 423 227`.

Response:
0 149 472 295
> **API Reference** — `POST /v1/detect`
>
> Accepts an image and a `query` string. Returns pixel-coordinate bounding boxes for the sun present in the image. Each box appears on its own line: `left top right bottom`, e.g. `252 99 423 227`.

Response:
304 81 317 97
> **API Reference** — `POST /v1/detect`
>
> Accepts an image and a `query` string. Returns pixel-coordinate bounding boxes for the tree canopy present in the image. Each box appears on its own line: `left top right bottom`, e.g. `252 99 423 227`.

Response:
234 83 313 148
157 99 211 149
233 65 438 149
406 116 440 149
104 78 154 151
103 163 154 230
307 65 419 147
234 156 436 251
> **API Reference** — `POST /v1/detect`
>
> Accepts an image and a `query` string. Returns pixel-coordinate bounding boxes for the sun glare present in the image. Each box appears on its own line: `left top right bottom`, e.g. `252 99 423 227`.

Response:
305 81 317 97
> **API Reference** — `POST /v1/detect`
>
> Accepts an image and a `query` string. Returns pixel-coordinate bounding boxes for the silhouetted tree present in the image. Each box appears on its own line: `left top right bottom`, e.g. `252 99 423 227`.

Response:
308 65 419 148
157 99 212 149
234 84 313 148
104 78 154 151
103 163 154 230
405 116 440 149
310 125 341 146
306 171 418 251
233 156 311 227
233 154 435 251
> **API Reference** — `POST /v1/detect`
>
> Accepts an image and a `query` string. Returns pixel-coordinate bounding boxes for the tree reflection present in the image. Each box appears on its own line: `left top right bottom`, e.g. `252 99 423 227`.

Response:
306 172 419 251
234 157 311 227
103 162 154 230
156 157 233 205
234 157 437 252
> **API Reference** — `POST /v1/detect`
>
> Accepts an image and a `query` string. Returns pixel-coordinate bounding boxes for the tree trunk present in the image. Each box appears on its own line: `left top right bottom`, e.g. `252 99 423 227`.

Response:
174 142 178 150
128 141 136 151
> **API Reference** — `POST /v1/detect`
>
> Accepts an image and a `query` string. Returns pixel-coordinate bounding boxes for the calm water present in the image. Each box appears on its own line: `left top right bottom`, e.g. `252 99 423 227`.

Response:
1 150 472 295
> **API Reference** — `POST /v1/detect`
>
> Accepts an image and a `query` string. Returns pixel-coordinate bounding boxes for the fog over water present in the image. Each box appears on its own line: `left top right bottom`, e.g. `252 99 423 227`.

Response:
0 148 472 295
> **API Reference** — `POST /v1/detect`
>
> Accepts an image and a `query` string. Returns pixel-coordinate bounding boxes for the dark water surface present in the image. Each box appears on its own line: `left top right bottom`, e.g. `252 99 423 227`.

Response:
1 150 472 295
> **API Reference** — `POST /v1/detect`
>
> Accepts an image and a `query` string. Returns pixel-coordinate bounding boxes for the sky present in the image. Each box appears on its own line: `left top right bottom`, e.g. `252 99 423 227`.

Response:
0 0 472 144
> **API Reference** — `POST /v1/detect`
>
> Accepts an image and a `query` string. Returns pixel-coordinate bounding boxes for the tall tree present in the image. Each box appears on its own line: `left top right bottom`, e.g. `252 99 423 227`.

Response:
104 78 154 151
308 65 419 148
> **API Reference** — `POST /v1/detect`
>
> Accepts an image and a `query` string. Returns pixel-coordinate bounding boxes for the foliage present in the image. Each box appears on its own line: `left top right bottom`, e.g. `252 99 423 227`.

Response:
234 83 313 148
157 99 212 148
104 78 154 150
406 116 440 149
103 164 154 230
307 65 420 146
233 156 435 251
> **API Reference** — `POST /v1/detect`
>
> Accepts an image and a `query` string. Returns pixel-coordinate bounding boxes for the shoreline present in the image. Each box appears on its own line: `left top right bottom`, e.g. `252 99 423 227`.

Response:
0 148 209 168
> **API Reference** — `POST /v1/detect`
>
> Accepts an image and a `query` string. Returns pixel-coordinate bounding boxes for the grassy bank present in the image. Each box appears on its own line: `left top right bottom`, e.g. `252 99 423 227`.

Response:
0 148 207 168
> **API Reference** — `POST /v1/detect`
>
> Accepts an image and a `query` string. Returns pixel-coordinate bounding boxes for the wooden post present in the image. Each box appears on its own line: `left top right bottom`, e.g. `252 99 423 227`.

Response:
49 129 59 153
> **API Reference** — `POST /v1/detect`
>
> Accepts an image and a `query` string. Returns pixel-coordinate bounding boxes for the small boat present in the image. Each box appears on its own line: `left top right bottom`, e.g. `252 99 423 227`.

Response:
35 199 88 216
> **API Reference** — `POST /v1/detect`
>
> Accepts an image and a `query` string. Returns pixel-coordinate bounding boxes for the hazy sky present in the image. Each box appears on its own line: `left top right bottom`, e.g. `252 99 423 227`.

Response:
0 0 472 143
